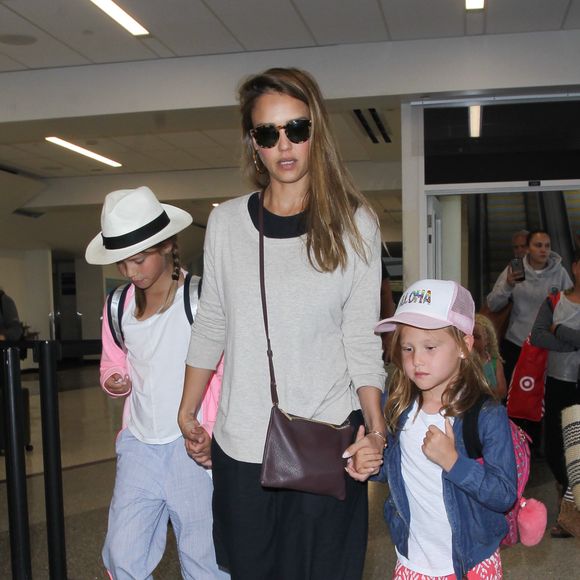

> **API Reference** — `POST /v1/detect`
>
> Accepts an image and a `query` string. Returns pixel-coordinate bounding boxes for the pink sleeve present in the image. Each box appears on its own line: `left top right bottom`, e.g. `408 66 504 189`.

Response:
200 354 223 437
100 286 133 398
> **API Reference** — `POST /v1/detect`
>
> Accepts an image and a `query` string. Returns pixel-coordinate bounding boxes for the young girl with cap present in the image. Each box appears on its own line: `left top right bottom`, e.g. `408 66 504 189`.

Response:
350 279 517 580
85 186 225 579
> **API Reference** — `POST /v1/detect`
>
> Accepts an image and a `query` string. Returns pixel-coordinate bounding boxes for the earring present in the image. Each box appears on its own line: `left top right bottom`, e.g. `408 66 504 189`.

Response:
459 352 465 359
252 149 265 174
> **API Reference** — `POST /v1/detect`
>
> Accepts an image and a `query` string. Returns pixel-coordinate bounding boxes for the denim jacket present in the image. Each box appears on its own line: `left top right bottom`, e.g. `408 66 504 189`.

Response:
376 399 517 579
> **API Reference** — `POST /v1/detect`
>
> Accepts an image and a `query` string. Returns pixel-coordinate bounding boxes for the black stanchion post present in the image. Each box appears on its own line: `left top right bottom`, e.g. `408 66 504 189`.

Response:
37 341 68 579
1 346 32 579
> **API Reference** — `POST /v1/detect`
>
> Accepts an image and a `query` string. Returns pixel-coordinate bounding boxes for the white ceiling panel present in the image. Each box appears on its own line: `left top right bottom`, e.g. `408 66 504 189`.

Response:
380 0 464 41
465 10 485 36
208 0 314 51
4 0 159 64
561 0 580 30
292 0 388 45
158 131 225 149
111 134 177 152
202 128 242 149
329 113 369 162
122 0 243 56
190 146 236 167
108 150 166 172
0 51 25 72
147 149 201 171
78 139 131 156
487 0 569 34
0 4 89 68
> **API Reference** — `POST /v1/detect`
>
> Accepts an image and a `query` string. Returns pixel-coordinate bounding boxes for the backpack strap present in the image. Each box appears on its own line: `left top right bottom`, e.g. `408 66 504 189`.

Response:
183 273 202 325
462 395 489 459
106 283 131 351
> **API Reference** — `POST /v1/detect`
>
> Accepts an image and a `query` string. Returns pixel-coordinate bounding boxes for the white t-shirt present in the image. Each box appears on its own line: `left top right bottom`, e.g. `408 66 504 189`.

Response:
396 401 454 576
123 285 200 444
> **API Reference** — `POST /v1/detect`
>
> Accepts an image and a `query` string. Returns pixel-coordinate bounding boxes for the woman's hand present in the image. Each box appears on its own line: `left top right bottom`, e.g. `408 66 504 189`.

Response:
180 414 212 467
422 418 458 472
343 425 385 481
104 373 132 396
506 266 520 287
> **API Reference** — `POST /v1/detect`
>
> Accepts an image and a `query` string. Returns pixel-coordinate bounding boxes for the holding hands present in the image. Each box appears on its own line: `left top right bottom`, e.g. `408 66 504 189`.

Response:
422 418 458 472
344 425 385 482
180 414 212 467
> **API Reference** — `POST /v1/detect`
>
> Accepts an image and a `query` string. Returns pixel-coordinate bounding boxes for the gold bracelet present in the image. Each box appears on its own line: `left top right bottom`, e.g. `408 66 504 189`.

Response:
367 430 387 448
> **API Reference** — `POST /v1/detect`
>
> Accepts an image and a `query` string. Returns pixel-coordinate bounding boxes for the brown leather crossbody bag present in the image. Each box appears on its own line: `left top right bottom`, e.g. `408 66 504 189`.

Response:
257 194 355 500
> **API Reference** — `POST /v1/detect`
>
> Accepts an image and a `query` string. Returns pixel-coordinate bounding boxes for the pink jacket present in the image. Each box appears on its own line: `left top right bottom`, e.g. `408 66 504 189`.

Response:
99 283 222 436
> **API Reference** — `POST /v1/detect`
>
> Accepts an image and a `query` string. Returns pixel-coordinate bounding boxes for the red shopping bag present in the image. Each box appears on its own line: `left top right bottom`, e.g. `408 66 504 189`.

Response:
507 337 549 422
507 291 561 422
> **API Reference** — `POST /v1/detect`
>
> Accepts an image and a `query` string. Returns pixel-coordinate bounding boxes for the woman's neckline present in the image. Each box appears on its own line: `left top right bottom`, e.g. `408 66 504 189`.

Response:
247 192 306 239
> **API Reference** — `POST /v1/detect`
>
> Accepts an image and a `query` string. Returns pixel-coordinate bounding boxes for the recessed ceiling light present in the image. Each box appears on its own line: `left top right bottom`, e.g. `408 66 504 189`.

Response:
88 0 149 36
45 137 122 168
466 0 485 10
469 105 482 138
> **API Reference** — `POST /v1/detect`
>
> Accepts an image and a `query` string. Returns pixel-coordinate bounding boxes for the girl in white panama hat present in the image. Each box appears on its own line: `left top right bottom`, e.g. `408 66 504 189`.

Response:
86 186 226 579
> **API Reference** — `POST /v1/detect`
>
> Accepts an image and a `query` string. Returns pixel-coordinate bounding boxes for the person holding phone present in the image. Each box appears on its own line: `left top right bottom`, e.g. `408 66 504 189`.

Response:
487 230 571 444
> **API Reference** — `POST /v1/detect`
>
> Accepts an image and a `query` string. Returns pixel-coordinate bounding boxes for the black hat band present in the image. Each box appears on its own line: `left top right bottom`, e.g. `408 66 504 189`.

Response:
102 211 170 250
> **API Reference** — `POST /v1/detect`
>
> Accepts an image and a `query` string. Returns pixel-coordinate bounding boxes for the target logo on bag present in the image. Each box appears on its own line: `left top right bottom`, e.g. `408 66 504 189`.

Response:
519 376 535 392
507 291 562 423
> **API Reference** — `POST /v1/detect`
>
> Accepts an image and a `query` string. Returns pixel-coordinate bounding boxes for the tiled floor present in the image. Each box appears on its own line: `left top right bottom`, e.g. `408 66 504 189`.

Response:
1 364 579 579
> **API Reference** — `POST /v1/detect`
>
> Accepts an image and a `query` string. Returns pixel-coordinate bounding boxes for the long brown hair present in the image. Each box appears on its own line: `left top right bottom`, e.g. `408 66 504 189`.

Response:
133 236 180 318
385 325 497 434
238 67 374 272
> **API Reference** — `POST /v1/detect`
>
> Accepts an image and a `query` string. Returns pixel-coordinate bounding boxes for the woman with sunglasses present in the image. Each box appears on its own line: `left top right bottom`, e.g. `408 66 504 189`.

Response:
178 67 385 579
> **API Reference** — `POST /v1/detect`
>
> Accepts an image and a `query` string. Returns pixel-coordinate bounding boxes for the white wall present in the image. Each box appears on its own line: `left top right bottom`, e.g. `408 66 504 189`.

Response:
75 259 105 341
0 249 52 368
0 249 52 340
3 30 580 123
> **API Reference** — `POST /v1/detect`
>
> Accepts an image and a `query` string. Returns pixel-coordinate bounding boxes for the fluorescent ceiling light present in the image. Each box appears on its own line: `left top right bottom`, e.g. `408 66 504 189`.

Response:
466 0 485 9
45 137 122 168
469 105 482 138
88 0 149 36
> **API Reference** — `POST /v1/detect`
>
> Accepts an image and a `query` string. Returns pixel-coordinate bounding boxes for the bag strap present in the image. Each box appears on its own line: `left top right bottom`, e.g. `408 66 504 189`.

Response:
462 395 489 459
547 289 561 310
106 283 131 351
183 272 202 325
258 192 279 407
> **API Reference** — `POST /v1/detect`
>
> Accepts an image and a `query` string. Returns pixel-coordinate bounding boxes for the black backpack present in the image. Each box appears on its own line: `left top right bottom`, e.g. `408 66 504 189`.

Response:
106 273 202 352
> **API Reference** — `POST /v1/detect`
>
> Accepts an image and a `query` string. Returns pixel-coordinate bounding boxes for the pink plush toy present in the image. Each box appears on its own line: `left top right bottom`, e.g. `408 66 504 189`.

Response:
517 498 547 546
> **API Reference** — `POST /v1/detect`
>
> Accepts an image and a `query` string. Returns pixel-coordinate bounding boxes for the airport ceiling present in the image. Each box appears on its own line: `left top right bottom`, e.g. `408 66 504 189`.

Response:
0 0 578 258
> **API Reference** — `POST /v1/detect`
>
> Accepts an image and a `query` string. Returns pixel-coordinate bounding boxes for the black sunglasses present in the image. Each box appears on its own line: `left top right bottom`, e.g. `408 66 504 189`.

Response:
250 118 311 148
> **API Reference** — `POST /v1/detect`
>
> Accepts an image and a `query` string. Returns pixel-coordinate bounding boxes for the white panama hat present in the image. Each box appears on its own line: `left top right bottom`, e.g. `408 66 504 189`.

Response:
85 186 193 265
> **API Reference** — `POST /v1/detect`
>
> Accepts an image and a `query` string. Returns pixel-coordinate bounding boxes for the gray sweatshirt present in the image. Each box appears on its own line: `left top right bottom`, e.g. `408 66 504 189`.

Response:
186 194 386 463
531 292 580 383
487 252 572 346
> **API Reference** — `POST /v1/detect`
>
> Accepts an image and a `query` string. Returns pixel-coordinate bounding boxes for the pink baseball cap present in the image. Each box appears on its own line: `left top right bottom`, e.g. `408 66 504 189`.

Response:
375 279 475 335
